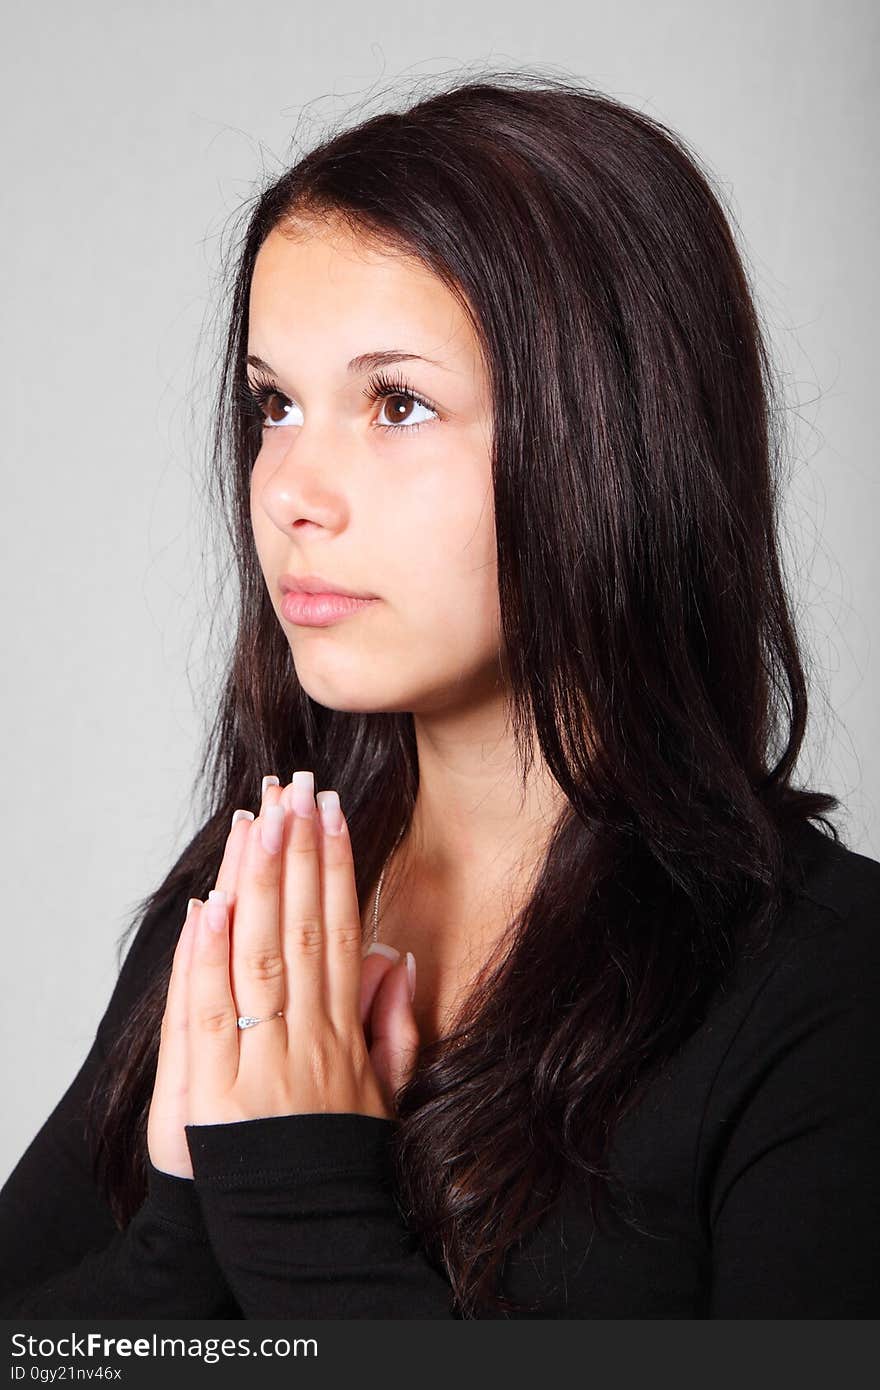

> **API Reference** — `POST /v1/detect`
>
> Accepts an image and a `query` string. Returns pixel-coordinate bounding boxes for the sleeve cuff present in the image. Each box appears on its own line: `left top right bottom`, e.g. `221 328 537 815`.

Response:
184 1111 397 1186
180 1113 458 1318
146 1159 212 1237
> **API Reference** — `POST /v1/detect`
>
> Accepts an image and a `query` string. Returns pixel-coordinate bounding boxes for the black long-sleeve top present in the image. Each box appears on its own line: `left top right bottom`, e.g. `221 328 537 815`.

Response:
1 820 878 1318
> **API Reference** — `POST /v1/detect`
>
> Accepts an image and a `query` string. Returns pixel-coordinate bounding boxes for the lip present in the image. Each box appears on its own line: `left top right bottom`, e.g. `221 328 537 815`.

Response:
280 590 378 627
278 572 378 599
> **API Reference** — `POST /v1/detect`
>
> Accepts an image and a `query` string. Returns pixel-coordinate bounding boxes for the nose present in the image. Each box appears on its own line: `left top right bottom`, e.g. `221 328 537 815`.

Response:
255 422 349 535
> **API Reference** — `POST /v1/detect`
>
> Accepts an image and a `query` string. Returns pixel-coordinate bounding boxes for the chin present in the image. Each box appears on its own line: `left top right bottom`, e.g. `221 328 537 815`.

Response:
289 664 388 715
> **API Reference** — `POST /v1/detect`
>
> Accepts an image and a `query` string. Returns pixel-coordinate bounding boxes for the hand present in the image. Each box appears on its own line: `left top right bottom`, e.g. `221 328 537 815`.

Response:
148 776 420 1179
148 795 255 1182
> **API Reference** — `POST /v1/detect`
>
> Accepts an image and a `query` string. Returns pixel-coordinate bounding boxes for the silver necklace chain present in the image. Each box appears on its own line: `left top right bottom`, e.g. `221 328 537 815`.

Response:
370 825 407 944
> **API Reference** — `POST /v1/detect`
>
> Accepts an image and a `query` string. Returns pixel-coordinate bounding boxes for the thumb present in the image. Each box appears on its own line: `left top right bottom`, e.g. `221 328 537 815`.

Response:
360 942 401 1042
368 952 420 1115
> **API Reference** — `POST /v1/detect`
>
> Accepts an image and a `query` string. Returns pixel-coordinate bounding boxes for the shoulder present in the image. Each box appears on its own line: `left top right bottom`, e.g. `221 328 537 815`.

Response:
766 821 880 1008
700 821 880 1129
662 819 880 1154
96 880 192 1053
105 820 218 1014
720 821 880 1018
780 818 880 927
688 824 880 1267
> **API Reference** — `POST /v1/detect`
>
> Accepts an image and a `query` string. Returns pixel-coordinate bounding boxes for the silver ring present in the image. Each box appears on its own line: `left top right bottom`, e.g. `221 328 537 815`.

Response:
236 1011 284 1029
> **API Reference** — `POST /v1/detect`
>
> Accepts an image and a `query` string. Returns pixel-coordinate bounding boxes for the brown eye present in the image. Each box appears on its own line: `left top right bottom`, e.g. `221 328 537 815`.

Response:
382 395 417 425
242 373 300 429
263 391 295 426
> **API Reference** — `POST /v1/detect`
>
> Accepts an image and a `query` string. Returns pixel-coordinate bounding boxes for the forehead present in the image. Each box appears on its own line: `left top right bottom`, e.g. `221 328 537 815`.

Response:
248 223 477 366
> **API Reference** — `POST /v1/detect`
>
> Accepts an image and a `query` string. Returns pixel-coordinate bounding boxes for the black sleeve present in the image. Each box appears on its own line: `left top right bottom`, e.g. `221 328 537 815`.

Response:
0 1157 236 1317
0 1032 122 1303
705 898 880 1317
0 888 239 1317
186 1112 460 1318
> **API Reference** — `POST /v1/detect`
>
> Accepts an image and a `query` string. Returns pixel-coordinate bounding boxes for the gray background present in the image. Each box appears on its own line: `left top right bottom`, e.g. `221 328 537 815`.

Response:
2 0 877 1184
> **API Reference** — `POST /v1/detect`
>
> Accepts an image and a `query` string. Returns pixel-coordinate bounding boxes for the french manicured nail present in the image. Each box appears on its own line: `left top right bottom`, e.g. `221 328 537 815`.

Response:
231 808 255 831
290 769 315 817
261 774 280 798
261 802 285 854
317 789 343 834
205 889 227 933
365 942 400 962
186 898 199 919
405 951 416 1001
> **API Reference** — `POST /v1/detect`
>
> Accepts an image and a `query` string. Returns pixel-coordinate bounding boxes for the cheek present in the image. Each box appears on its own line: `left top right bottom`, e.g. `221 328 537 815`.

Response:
389 471 500 641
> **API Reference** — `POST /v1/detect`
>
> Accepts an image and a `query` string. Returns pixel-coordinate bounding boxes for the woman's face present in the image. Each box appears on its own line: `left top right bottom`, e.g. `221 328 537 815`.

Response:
247 219 500 716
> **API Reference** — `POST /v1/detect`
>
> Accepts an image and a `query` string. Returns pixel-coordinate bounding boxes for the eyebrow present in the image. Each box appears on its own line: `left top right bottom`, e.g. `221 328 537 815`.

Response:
246 349 448 377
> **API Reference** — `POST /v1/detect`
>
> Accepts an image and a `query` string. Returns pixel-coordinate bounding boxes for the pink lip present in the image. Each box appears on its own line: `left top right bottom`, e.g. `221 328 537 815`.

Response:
280 591 379 627
278 572 377 599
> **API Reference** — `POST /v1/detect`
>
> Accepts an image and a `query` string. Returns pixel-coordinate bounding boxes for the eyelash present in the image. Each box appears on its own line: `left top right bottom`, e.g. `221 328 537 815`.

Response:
238 368 439 435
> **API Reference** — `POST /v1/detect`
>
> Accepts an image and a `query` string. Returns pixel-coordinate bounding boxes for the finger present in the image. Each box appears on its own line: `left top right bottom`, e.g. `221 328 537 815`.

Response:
360 944 401 1043
215 775 281 907
316 788 363 1026
155 898 198 1103
188 888 239 1108
280 770 326 1022
228 807 288 1046
216 811 255 912
368 956 421 1113
260 774 281 803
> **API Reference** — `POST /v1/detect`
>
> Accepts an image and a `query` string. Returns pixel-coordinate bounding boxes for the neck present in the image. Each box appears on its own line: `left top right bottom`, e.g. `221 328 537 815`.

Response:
394 692 567 898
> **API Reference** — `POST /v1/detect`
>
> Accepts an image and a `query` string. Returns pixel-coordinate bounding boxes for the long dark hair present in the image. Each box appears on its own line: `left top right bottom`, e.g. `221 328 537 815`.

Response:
86 70 840 1317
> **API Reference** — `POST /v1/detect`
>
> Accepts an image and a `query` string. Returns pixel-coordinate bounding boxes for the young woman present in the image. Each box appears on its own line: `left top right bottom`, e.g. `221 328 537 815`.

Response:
1 72 878 1320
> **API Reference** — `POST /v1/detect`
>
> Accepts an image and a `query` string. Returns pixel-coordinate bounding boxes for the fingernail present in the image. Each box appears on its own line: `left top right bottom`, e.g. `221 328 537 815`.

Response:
405 951 416 1001
261 802 285 854
231 808 255 831
205 889 227 933
365 942 400 962
316 789 343 834
186 898 199 918
261 774 280 798
290 769 315 817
